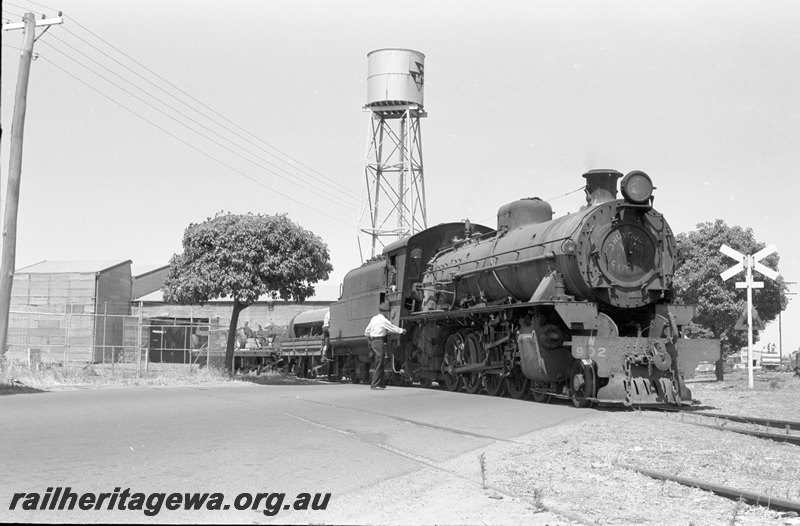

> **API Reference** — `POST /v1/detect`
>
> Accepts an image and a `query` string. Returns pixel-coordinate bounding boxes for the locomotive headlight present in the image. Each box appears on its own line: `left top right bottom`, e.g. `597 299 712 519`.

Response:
621 170 654 204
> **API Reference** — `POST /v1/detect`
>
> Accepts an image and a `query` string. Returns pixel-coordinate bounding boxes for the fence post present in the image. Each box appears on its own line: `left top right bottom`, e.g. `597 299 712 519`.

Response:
64 302 70 365
145 324 150 373
189 306 194 373
137 301 143 378
102 302 108 366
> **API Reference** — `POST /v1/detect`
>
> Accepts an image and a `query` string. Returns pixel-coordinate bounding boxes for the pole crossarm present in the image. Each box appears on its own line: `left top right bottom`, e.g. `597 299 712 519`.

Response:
3 16 63 31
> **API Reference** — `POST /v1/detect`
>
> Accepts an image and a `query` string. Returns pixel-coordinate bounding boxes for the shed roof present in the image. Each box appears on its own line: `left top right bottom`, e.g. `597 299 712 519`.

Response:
136 289 164 302
135 290 335 306
131 263 169 278
16 260 132 274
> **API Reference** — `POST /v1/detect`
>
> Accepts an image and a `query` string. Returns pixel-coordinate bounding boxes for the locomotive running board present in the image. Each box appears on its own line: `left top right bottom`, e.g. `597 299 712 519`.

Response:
403 300 561 322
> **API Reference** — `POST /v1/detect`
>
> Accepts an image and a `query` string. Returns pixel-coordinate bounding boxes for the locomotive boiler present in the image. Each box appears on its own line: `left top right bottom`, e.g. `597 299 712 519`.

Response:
421 170 675 311
294 169 720 407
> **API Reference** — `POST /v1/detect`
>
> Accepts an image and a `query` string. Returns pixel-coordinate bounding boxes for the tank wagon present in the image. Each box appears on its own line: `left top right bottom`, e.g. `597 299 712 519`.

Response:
291 170 720 406
276 308 329 378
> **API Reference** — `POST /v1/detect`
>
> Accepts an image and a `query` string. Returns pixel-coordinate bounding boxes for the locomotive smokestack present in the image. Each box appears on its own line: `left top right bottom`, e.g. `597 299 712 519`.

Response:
582 169 623 206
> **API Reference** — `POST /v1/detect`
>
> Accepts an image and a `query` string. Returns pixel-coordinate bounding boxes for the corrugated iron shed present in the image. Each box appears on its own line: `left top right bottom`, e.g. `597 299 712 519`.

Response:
17 260 132 274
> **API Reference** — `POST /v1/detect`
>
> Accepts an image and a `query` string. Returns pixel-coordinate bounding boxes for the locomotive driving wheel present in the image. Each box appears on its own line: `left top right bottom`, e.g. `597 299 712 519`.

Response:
463 332 485 395
441 333 465 392
484 373 506 396
530 386 552 404
482 340 505 397
570 359 597 408
505 366 530 400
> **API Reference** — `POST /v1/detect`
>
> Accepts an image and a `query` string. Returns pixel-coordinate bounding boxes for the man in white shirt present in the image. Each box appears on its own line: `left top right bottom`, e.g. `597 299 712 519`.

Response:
322 309 331 360
364 302 406 389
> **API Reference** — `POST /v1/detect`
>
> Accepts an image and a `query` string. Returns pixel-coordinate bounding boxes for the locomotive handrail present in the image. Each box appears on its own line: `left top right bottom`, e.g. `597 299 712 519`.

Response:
402 300 557 321
414 285 455 295
429 229 580 276
453 251 558 279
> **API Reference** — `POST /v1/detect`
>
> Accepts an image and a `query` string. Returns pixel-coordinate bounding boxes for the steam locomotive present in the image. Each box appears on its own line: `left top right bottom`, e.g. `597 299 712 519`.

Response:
284 169 720 407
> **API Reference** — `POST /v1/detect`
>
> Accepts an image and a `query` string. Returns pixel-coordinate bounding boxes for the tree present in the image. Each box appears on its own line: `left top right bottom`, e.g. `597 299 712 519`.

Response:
162 212 332 374
673 219 789 380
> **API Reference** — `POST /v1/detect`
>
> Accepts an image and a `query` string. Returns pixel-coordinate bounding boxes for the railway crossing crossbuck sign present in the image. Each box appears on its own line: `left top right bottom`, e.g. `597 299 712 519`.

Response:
719 243 778 388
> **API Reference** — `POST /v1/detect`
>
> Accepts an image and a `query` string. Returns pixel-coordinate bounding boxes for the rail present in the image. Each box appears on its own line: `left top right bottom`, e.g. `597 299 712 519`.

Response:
691 411 800 431
618 463 800 513
655 410 800 446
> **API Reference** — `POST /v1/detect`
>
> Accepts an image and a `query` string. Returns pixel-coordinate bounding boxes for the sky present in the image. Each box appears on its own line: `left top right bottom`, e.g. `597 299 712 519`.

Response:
2 0 799 355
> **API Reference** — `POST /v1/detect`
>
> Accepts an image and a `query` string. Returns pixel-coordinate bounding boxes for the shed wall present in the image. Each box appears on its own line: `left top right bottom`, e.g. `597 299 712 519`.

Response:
139 300 333 347
10 272 99 362
93 265 133 361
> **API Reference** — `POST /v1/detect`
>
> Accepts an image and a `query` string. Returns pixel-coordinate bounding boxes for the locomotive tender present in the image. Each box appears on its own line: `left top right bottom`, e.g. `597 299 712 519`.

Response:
291 169 720 406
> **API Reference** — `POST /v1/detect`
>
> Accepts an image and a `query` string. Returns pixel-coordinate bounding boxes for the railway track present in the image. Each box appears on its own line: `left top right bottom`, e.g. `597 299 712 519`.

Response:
618 463 800 513
622 409 800 514
691 411 800 431
655 409 800 445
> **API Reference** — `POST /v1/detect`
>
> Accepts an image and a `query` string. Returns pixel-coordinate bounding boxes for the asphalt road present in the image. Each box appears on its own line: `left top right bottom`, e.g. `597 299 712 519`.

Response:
0 381 593 524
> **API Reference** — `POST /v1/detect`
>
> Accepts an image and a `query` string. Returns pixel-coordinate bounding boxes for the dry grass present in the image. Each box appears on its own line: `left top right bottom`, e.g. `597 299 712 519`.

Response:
0 360 231 391
688 370 800 421
484 371 800 525
0 360 317 394
487 413 799 525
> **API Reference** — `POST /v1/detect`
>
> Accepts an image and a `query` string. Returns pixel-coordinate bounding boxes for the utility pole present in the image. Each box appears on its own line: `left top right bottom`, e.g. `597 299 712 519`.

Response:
0 13 64 356
780 282 798 365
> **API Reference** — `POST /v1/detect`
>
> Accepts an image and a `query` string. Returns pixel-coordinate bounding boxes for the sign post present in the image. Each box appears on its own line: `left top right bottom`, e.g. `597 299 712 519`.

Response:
720 244 778 388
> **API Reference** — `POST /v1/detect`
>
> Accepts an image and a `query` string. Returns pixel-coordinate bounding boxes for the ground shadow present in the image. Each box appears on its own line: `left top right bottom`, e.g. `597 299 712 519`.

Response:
237 374 326 387
0 383 46 396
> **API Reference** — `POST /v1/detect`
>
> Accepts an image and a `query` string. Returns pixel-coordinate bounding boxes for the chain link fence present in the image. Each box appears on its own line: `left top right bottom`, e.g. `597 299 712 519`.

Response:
4 307 229 374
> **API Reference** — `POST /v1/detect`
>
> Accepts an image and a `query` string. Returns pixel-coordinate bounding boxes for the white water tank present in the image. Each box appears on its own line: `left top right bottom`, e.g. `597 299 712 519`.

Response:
366 48 425 107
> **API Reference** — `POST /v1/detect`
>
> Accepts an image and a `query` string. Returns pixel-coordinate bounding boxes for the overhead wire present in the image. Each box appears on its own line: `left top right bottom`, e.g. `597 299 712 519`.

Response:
5 0 366 227
12 0 53 10
2 0 42 15
56 22 362 207
2 7 27 20
38 32 363 212
472 184 587 226
63 16 361 204
545 185 585 201
35 53 356 228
